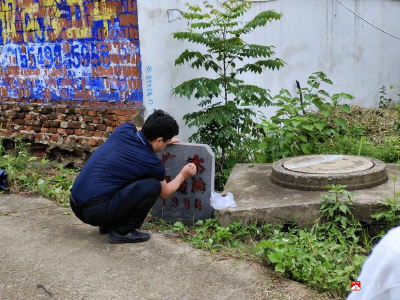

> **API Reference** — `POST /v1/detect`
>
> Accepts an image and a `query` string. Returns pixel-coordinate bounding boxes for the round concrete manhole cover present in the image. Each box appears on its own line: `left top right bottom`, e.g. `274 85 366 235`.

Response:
271 155 388 191
283 155 374 174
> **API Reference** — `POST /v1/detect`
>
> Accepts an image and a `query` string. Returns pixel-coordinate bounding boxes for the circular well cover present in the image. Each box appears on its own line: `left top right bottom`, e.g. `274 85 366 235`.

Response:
283 155 374 174
271 155 388 190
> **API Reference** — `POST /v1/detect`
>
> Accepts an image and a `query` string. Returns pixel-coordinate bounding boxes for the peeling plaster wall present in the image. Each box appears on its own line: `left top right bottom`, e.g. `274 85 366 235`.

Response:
0 0 144 152
0 0 143 104
137 0 400 142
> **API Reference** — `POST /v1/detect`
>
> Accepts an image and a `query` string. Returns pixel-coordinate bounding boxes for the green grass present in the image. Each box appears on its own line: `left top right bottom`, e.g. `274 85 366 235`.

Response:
0 140 77 206
315 135 399 163
146 183 399 299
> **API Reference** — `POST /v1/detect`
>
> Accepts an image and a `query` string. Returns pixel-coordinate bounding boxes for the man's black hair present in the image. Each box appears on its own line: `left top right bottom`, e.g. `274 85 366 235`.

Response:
141 110 179 142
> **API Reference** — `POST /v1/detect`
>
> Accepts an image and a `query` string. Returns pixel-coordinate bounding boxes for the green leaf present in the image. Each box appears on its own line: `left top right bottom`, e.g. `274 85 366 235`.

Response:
191 22 212 30
298 135 307 142
339 204 348 214
302 124 314 131
256 240 273 249
238 10 283 35
322 261 333 270
326 277 338 283
172 32 209 45
300 143 312 154
172 77 222 100
335 118 347 130
237 44 274 58
291 120 301 127
225 158 238 167
268 251 283 263
254 240 273 254
321 109 330 117
258 142 268 150
318 90 330 97
275 263 285 273
340 104 351 113
315 123 325 131
195 220 204 226
174 221 184 228
237 59 285 74
316 72 333 84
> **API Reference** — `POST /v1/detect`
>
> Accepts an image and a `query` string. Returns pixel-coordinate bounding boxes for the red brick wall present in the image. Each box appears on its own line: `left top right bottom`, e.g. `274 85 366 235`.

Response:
0 102 143 157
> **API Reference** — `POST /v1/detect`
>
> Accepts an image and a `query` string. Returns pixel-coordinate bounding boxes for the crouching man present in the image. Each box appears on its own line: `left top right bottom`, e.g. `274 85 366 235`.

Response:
70 110 197 243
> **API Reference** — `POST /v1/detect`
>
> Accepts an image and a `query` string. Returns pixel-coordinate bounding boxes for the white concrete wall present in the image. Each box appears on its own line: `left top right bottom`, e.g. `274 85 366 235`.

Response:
137 0 400 141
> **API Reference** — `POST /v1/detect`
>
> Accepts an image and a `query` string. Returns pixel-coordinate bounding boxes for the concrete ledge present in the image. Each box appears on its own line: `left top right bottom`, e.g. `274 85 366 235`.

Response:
216 163 399 227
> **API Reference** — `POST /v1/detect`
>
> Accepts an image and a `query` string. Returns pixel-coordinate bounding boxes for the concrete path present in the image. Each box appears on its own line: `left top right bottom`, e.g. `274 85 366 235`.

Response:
0 194 324 300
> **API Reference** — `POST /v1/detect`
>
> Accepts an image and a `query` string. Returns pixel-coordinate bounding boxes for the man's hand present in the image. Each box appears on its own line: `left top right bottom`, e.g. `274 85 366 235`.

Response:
167 138 181 145
159 163 197 199
181 163 197 179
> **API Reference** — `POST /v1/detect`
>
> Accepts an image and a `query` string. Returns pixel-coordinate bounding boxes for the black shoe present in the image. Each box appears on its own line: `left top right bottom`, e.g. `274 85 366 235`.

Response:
99 226 111 234
109 230 150 244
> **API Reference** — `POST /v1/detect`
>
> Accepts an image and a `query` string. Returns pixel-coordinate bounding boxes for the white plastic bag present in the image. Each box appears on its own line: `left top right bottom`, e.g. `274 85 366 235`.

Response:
210 192 237 210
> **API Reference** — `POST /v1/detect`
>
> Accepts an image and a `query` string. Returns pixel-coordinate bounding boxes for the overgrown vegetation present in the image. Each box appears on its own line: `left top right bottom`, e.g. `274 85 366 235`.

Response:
0 139 76 206
252 73 400 164
172 0 399 191
172 0 284 190
379 84 400 109
251 72 354 162
371 175 400 235
149 182 400 298
256 186 366 298
315 104 399 163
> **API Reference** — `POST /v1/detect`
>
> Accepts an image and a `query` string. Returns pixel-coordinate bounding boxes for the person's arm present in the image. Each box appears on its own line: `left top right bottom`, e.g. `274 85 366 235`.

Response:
160 163 196 199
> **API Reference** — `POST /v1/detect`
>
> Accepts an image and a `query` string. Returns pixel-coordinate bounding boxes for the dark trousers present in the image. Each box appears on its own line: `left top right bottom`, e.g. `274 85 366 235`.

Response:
70 178 161 234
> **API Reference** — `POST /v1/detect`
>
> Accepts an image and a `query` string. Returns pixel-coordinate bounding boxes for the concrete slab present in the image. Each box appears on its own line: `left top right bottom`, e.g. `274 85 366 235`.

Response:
0 194 325 300
216 164 400 227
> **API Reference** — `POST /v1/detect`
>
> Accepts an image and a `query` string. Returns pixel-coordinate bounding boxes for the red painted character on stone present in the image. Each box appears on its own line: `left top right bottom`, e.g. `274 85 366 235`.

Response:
178 180 188 195
162 153 176 166
194 199 202 211
183 198 190 210
172 197 179 208
191 177 206 193
187 155 205 173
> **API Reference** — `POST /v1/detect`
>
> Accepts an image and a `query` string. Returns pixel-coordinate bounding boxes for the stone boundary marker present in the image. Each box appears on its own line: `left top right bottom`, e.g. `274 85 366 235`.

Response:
152 143 215 224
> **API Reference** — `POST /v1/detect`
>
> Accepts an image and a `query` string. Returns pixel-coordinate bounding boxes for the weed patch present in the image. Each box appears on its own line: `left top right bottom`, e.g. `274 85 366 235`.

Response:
0 140 77 206
147 184 400 299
